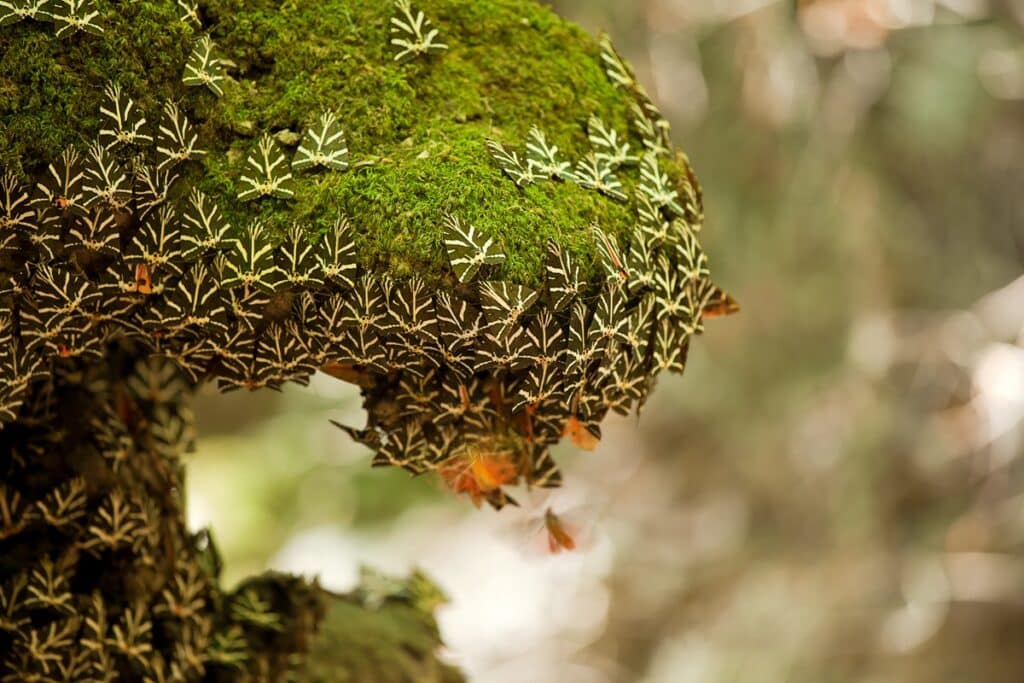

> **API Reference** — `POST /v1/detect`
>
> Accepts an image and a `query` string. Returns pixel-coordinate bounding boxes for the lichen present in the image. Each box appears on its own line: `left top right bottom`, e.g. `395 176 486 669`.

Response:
1 0 651 287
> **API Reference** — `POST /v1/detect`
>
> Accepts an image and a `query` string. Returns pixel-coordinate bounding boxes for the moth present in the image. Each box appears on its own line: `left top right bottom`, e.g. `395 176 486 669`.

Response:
636 193 674 248
544 240 581 312
587 115 636 170
514 362 563 414
626 233 657 293
180 189 231 261
183 36 227 96
631 101 672 158
257 322 317 387
574 154 627 202
674 226 710 284
133 164 181 220
337 326 389 373
292 112 350 173
590 286 629 347
486 139 539 188
374 422 430 475
652 318 689 375
590 225 629 289
442 214 505 283
652 253 692 322
316 214 358 289
565 299 607 380
341 276 389 331
163 262 229 336
275 224 325 289
542 508 580 553
563 390 603 451
125 205 186 277
638 153 684 218
238 134 296 201
30 264 102 330
156 102 206 172
125 356 188 405
156 337 216 384
177 0 200 28
525 445 562 489
477 322 535 373
396 371 441 418
221 220 281 293
0 0 47 26
82 142 131 210
390 0 448 63
478 281 538 340
697 281 740 320
48 0 103 37
98 83 151 151
439 450 519 508
66 209 119 259
1 172 36 235
33 147 88 219
387 277 438 338
599 34 672 154
622 294 656 361
524 127 573 180
600 353 647 416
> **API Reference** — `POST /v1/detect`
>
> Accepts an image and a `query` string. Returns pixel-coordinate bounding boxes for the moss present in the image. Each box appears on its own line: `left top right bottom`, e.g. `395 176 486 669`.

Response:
0 0 669 287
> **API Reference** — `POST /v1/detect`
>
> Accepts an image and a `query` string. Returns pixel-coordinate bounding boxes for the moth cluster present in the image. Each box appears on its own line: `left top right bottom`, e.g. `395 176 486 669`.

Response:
0 87 322 680
0 32 731 515
0 0 103 37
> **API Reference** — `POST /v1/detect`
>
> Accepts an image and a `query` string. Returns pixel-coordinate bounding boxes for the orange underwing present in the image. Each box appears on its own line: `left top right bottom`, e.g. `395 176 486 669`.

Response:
701 287 740 320
543 508 577 553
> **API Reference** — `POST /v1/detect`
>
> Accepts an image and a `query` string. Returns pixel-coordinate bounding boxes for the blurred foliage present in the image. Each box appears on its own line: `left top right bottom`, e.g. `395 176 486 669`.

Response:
189 1 1024 682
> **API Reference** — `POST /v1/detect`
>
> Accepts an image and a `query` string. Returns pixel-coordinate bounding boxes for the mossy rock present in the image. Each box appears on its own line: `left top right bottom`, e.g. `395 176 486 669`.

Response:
0 0 732 680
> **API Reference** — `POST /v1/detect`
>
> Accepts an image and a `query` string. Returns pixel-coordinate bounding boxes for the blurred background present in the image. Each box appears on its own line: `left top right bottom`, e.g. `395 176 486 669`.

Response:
187 1 1024 681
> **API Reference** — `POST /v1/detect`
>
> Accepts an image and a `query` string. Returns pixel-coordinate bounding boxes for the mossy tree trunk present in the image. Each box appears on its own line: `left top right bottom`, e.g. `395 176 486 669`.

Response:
0 0 730 680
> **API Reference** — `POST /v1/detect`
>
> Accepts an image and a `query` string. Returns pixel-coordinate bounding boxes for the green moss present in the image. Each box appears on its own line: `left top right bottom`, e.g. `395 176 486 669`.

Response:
0 0 669 287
